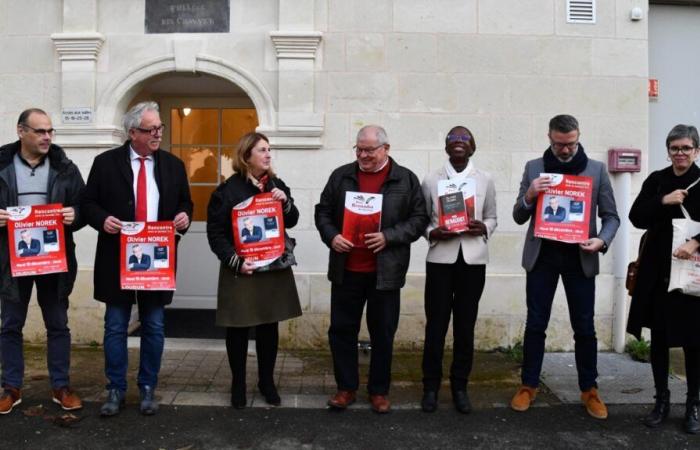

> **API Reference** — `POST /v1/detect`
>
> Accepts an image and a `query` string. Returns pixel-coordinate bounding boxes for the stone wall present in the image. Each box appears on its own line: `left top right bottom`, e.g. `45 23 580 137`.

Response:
2 0 651 350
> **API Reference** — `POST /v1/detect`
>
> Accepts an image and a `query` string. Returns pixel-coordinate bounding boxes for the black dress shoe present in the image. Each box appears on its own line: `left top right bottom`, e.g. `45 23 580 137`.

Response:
643 389 670 428
231 383 247 409
685 399 700 434
259 383 281 407
452 390 472 414
421 391 438 413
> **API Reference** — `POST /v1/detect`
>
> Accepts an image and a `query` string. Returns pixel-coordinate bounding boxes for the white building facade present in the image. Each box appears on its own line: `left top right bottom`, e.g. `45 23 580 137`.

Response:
0 0 664 350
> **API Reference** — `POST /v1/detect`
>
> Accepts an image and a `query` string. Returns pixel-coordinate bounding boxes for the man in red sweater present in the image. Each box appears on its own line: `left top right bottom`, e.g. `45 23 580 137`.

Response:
315 125 429 413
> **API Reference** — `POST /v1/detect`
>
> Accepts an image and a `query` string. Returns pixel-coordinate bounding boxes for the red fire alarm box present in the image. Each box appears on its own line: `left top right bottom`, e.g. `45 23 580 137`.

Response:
608 148 641 173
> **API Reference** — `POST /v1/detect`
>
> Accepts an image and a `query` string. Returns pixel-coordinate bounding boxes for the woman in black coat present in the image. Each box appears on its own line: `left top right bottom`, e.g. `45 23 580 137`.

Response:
627 124 700 433
206 132 302 409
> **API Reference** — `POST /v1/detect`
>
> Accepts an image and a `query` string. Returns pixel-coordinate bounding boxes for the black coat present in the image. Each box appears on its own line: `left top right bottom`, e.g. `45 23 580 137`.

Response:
0 141 85 302
81 142 193 305
627 164 700 346
314 158 429 290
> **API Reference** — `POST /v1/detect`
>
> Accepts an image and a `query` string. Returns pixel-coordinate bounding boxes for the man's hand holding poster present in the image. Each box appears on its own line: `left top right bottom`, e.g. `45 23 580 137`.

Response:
341 191 383 247
437 179 476 232
120 221 176 290
7 203 67 276
232 193 285 268
534 173 592 243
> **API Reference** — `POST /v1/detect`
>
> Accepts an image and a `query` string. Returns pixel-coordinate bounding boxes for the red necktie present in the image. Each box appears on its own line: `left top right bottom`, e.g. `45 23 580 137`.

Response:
135 157 148 221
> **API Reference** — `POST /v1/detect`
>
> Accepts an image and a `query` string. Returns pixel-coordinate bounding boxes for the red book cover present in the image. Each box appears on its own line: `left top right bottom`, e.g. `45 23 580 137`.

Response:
120 221 176 290
437 179 472 232
342 191 383 248
231 193 285 268
534 173 593 243
7 203 67 277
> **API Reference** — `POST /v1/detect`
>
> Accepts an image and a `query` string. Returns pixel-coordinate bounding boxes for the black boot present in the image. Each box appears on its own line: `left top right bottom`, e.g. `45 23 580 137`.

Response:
685 398 700 434
421 390 438 413
452 389 472 414
643 389 670 428
258 382 281 406
231 381 247 409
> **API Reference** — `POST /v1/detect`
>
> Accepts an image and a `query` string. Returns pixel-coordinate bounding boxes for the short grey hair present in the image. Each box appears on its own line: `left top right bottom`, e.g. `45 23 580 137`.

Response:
356 125 389 146
123 101 160 134
666 124 700 149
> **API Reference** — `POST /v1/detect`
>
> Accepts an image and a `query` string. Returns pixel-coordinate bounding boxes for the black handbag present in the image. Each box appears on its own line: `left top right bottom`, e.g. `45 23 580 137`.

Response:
254 233 297 272
626 232 647 296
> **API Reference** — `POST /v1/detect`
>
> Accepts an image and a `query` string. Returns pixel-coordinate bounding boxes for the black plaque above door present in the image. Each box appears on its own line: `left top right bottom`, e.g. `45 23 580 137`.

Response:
145 0 230 33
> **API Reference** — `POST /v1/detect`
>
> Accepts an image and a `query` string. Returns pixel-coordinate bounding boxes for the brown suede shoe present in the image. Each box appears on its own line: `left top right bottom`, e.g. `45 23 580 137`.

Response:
510 385 537 412
369 395 391 414
52 387 83 411
581 387 608 419
0 387 22 415
327 390 356 410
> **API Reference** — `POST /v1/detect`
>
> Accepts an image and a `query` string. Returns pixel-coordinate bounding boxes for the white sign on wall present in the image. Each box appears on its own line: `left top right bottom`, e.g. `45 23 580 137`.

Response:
62 108 93 124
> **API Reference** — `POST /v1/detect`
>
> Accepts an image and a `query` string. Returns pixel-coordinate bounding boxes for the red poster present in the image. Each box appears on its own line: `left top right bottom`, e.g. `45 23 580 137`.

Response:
534 173 593 243
120 221 176 290
7 204 67 277
232 193 285 268
342 191 383 247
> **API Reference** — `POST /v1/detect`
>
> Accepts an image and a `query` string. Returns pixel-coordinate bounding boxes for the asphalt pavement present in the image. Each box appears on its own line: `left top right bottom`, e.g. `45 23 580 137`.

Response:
3 402 699 449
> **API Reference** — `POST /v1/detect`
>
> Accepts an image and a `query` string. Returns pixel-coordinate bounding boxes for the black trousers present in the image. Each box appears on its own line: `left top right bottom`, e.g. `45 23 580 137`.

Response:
225 322 279 389
650 327 700 399
328 271 400 395
422 257 485 392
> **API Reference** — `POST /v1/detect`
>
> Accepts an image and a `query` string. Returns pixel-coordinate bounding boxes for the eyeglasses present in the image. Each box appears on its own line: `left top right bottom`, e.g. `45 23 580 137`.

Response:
446 134 471 143
353 143 385 155
551 141 579 151
668 145 697 155
134 125 165 136
21 124 55 136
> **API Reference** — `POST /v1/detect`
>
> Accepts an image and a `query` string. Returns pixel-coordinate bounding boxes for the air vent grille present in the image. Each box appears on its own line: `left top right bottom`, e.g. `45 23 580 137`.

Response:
567 0 596 24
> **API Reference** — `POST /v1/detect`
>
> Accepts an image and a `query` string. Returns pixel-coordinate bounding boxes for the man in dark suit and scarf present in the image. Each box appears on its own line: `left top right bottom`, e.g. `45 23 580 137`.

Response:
510 115 619 420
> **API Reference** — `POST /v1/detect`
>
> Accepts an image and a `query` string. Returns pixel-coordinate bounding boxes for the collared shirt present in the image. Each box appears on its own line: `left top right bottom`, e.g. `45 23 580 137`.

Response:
129 147 160 221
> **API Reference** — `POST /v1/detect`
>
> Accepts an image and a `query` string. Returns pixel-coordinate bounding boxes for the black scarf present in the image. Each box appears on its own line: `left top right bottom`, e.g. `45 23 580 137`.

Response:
543 144 589 175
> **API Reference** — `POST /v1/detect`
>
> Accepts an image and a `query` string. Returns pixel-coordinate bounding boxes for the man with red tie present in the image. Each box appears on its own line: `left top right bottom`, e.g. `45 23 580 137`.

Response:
82 102 192 417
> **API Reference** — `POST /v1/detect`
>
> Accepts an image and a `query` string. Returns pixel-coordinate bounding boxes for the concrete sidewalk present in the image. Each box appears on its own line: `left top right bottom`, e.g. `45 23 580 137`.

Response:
17 340 680 410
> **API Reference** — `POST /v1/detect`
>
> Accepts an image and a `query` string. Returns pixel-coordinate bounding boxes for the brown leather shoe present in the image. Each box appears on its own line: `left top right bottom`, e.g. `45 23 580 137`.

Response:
581 387 608 419
327 390 356 409
369 395 391 414
0 387 22 415
52 386 83 411
510 385 537 412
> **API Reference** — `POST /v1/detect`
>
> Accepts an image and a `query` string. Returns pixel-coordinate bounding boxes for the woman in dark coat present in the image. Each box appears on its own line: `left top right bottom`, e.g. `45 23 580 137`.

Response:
627 124 700 433
206 132 302 409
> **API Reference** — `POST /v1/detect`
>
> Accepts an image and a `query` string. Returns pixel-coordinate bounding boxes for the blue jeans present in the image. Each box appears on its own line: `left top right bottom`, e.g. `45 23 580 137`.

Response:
104 301 164 392
521 241 598 391
1 275 70 389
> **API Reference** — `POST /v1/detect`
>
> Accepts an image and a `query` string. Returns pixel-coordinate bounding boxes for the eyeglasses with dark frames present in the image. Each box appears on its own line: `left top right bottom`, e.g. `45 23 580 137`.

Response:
21 124 55 136
134 125 165 136
668 145 697 155
551 141 579 151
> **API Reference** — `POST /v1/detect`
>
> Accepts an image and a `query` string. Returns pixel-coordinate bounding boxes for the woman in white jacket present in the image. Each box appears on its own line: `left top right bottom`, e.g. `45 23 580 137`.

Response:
420 126 497 413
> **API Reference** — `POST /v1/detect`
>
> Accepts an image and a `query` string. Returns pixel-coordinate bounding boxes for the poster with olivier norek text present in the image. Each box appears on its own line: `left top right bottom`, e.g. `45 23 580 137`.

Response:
120 221 176 290
7 203 67 277
534 173 592 244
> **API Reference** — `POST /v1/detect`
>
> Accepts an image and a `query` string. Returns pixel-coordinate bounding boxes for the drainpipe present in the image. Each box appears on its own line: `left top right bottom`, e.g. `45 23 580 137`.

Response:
612 171 631 353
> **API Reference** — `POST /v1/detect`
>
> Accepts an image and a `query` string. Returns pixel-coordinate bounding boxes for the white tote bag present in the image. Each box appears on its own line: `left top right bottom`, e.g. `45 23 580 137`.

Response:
668 178 700 296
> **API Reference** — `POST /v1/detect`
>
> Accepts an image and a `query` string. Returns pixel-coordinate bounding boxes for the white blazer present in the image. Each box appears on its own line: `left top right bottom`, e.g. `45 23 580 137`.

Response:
421 164 497 264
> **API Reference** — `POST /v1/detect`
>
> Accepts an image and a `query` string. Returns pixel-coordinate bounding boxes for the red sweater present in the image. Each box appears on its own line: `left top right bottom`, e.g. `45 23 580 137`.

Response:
346 161 390 272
